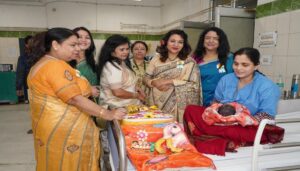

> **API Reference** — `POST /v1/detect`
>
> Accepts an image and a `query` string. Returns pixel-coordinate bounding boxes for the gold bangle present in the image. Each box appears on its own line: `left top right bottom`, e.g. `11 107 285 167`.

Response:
132 92 137 99
99 108 104 117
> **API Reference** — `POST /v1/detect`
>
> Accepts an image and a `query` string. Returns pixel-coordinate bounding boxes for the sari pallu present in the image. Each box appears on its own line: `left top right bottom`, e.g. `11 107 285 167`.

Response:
99 61 140 109
183 105 285 156
130 58 150 95
28 59 100 171
145 56 202 123
76 59 98 86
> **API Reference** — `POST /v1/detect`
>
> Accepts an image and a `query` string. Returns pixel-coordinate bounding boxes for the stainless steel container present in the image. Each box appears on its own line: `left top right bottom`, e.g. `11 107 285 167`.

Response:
283 90 291 100
291 74 300 99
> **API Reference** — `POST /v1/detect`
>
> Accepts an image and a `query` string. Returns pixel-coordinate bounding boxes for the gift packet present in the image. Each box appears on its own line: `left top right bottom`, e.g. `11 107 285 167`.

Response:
121 105 174 125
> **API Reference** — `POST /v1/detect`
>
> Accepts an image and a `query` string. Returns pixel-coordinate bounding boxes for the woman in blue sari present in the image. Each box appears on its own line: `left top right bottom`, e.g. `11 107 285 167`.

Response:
193 27 233 106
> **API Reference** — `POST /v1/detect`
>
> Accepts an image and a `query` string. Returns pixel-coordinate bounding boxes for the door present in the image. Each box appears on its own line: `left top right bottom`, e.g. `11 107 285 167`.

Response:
181 21 212 53
215 7 255 52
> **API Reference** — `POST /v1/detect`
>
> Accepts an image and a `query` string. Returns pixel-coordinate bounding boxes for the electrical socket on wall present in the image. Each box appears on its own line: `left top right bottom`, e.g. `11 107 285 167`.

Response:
261 55 272 65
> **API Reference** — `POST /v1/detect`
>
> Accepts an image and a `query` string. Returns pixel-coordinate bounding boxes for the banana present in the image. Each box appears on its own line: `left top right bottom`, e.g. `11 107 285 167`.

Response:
149 105 158 110
155 138 184 153
166 138 183 153
155 138 166 154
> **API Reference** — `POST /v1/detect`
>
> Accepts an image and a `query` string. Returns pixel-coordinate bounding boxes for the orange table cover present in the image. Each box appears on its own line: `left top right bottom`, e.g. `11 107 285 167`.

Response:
122 123 215 171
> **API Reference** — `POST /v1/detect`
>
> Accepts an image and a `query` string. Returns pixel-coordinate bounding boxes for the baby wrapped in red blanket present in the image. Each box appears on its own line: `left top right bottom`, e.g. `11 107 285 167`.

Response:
184 105 285 156
202 102 259 127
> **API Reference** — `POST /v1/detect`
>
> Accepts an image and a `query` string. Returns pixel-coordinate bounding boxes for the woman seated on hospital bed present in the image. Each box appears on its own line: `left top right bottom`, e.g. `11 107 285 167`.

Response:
184 47 284 155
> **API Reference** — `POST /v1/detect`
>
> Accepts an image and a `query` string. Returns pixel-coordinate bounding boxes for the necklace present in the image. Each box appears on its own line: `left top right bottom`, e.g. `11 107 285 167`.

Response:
133 59 146 72
45 54 58 60
168 57 177 61
132 59 146 88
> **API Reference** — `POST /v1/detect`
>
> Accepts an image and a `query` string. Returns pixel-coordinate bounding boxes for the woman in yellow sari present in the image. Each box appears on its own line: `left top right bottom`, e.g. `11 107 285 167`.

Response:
130 41 150 93
27 28 126 171
144 29 202 123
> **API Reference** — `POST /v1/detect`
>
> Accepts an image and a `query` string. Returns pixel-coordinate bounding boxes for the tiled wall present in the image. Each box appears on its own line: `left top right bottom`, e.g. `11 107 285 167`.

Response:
254 0 300 90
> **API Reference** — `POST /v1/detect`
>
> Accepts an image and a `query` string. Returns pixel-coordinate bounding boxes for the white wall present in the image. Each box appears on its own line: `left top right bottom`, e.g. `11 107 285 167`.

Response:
0 0 211 68
0 4 47 28
97 4 160 32
46 2 97 30
161 0 210 31
0 1 161 32
0 0 212 32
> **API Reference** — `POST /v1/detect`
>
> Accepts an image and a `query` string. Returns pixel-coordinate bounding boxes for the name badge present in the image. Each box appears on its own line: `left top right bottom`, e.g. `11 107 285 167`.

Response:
217 63 226 73
177 61 184 69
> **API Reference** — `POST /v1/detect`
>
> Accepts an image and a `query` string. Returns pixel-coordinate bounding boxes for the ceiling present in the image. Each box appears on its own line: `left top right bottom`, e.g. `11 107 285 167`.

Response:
0 0 162 6
1 0 40 1
0 0 257 8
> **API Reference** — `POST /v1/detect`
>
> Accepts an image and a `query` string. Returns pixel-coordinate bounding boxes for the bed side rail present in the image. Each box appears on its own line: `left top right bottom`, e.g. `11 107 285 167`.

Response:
110 120 127 171
275 118 300 123
264 165 300 171
252 118 300 171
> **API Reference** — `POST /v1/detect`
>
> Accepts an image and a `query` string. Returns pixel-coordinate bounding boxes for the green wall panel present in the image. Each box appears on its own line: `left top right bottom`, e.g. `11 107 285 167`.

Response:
292 0 300 10
256 3 272 18
272 0 293 15
256 0 300 18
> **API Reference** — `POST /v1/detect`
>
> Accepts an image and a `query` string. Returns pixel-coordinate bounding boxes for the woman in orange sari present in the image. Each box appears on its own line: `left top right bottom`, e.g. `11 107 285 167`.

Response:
27 28 126 171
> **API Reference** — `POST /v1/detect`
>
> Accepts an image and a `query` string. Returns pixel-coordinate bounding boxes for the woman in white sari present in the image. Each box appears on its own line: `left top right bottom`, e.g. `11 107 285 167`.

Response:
97 35 145 109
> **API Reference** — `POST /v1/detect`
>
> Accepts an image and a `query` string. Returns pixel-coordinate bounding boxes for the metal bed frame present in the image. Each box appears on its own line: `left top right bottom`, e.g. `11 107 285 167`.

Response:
109 110 300 171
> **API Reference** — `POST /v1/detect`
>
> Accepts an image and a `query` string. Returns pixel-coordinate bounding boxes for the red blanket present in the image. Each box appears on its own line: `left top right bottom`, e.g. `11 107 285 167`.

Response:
202 102 258 126
184 105 285 156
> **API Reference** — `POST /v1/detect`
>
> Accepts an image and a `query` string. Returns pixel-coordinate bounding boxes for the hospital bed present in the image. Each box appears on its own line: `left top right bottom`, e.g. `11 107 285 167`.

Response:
108 99 300 171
